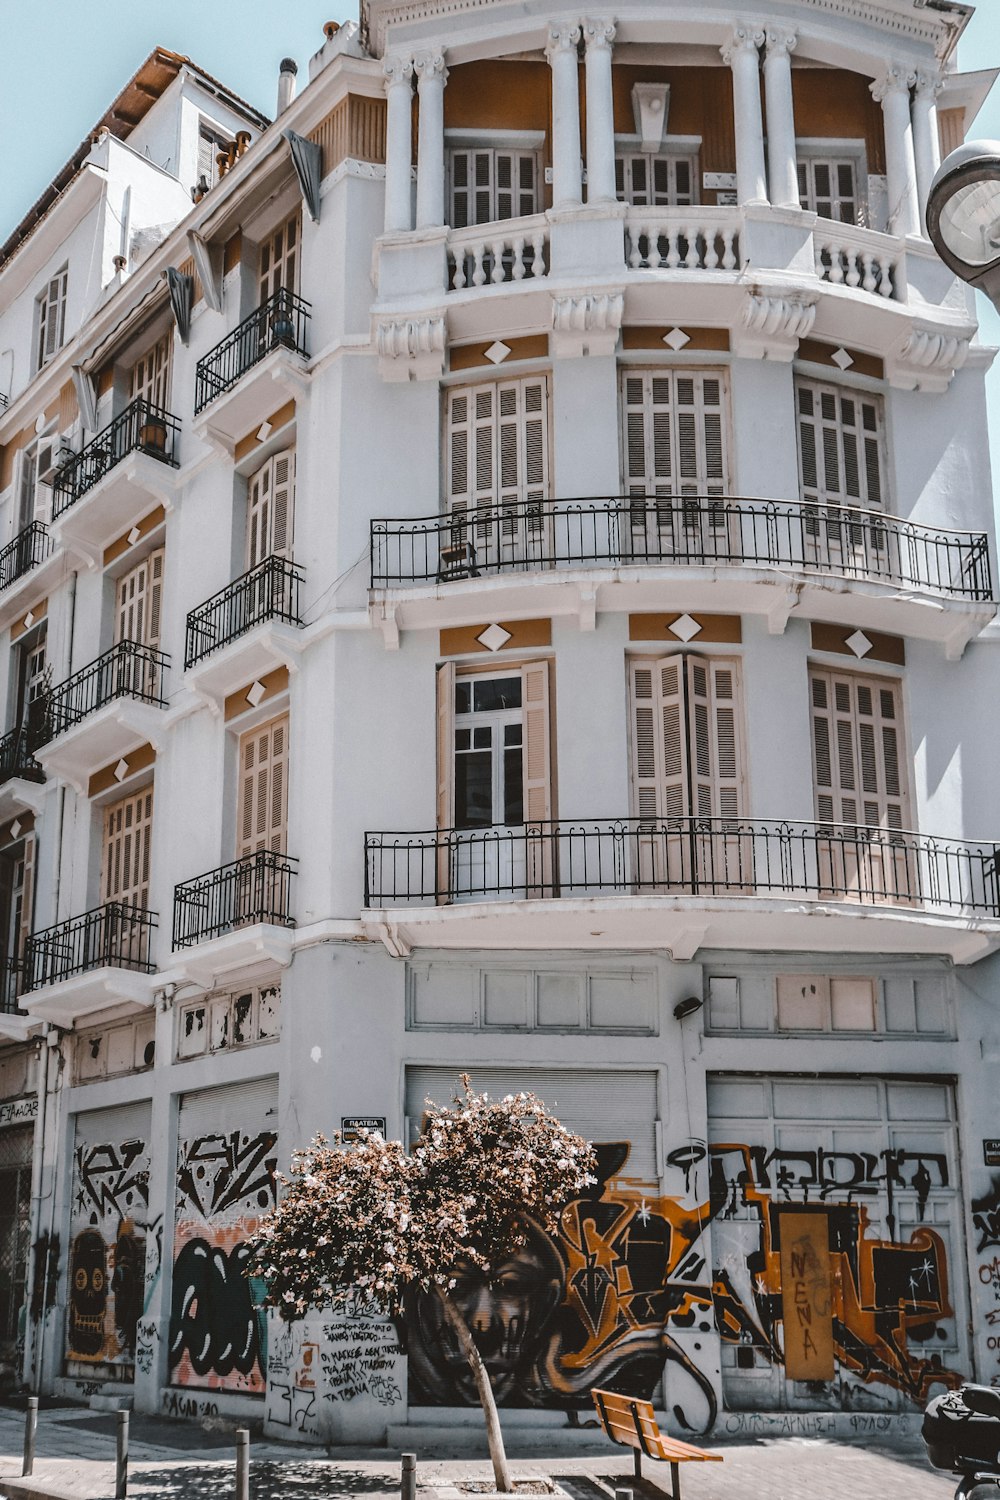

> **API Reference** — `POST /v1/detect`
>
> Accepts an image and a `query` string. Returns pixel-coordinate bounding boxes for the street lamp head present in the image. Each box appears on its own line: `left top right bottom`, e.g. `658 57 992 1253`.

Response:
927 141 1000 307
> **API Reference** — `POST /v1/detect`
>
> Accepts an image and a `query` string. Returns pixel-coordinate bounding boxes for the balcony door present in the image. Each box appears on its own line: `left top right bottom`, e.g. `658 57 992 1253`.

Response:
615 150 698 207
258 213 299 304
629 654 746 892
238 715 288 858
101 786 154 969
810 667 916 905
445 376 549 575
796 379 888 579
448 148 539 228
437 663 551 901
247 450 295 569
114 550 163 701
130 331 172 413
620 369 730 561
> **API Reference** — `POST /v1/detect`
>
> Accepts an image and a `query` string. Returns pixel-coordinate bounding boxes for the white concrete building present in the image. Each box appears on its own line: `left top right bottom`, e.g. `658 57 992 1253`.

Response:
0 0 999 1446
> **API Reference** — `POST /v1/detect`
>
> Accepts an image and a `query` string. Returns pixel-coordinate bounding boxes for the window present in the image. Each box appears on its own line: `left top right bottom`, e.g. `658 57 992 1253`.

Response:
615 151 697 207
620 369 729 555
130 331 172 410
177 981 280 1060
437 661 552 898
258 213 299 303
115 549 163 651
796 379 886 569
74 1016 155 1082
197 123 231 194
629 654 745 889
810 667 915 905
448 149 539 228
237 714 288 856
797 154 860 224
16 433 59 531
246 450 295 569
445 377 548 570
15 626 47 733
35 267 68 371
102 786 153 907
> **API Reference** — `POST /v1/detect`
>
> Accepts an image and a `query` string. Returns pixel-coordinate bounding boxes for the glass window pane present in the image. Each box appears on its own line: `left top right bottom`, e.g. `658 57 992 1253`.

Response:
455 680 472 714
456 751 493 827
503 747 523 824
473 677 522 712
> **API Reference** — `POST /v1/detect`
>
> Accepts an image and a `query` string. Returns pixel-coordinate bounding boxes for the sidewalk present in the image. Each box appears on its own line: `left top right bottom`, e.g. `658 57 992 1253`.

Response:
0 1402 956 1500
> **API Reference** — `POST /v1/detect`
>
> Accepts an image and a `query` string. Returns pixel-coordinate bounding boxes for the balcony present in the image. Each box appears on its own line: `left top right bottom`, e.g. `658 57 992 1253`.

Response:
624 208 741 275
0 728 45 825
186 558 304 669
370 495 995 649
170 851 297 983
23 902 157 1024
0 957 31 1040
363 818 1000 964
31 640 168 790
50 399 180 561
447 215 549 292
193 290 310 449
0 523 50 593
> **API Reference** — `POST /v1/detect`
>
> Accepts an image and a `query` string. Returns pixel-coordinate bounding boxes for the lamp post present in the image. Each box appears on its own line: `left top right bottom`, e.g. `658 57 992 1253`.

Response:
926 140 1000 310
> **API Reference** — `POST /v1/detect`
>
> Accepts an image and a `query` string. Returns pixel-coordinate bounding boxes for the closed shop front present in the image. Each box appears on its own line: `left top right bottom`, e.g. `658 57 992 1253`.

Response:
0 1122 33 1366
707 1074 965 1413
169 1077 277 1397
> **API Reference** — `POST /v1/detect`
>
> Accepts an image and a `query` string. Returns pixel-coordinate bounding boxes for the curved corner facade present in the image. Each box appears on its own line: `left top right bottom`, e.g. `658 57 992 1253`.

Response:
0 0 998 1442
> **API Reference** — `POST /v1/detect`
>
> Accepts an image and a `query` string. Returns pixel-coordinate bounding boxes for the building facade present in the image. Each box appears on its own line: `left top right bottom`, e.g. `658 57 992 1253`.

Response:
0 0 999 1445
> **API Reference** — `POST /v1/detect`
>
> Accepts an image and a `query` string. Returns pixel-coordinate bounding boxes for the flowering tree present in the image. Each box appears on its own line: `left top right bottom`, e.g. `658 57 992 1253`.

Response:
249 1077 595 1490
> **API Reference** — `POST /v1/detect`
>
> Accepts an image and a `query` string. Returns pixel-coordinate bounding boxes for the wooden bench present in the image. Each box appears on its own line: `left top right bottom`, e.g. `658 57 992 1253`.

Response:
591 1388 723 1500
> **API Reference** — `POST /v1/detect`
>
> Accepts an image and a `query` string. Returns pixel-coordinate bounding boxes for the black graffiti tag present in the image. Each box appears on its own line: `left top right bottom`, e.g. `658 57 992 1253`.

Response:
75 1139 149 1224
175 1130 277 1220
168 1239 262 1379
973 1179 1000 1253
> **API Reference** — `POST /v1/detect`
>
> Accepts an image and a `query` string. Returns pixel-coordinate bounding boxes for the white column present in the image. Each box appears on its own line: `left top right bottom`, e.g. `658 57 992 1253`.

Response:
871 63 920 238
764 29 799 209
383 55 414 233
583 18 617 205
546 24 583 210
912 69 944 231
722 26 768 207
414 49 448 230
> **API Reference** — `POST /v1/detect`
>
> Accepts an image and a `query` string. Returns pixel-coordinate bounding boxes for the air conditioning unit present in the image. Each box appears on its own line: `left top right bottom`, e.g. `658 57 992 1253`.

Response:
38 439 76 487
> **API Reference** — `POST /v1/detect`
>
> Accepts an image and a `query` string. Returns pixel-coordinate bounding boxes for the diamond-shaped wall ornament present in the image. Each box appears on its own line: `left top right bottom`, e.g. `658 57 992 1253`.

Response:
9 821 21 842
257 421 273 442
484 341 511 366
663 327 691 351
127 526 142 546
114 758 130 783
668 613 703 642
476 623 513 653
246 680 267 707
846 629 873 658
832 347 854 371
22 612 34 630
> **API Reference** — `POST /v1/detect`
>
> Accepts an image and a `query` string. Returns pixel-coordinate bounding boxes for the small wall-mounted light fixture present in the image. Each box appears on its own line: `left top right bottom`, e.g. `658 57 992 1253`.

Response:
673 995 703 1022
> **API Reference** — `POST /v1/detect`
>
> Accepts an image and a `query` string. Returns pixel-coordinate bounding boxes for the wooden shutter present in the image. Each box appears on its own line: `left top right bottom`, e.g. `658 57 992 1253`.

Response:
629 658 688 821
102 787 153 906
436 663 455 832
17 449 37 531
37 269 67 370
687 657 743 823
620 370 728 498
810 669 907 833
238 715 289 857
16 834 34 962
247 450 294 570
115 549 163 648
629 654 744 822
796 379 885 510
130 332 172 409
146 549 164 651
446 378 549 566
522 662 551 823
258 213 299 302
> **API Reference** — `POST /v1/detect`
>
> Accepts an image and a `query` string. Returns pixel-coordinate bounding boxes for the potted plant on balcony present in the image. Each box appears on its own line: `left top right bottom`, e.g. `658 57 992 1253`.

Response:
138 410 168 457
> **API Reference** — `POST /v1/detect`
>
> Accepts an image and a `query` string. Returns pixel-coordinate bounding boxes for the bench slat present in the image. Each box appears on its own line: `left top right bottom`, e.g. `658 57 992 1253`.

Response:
591 1388 722 1467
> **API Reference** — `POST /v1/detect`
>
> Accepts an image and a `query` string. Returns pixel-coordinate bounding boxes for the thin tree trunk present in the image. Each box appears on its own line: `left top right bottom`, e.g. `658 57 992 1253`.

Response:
435 1286 512 1492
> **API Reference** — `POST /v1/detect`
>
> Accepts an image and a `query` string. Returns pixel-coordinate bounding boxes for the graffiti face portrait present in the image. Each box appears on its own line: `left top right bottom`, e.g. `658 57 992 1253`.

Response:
112 1223 145 1357
405 1225 564 1405
69 1230 108 1358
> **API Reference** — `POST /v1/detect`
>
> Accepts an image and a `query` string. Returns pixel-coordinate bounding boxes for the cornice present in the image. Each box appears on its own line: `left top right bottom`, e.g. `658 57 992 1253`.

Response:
367 0 966 61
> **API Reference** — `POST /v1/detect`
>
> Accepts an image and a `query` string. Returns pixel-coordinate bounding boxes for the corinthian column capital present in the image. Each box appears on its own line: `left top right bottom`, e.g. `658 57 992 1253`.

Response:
914 68 944 101
765 28 797 59
870 62 916 104
545 22 582 60
383 54 414 89
721 25 765 65
583 17 616 51
413 48 448 84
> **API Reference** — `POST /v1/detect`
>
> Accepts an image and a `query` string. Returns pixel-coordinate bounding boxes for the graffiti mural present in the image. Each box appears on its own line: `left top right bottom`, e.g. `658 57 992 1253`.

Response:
66 1128 149 1380
403 1134 963 1423
169 1123 277 1394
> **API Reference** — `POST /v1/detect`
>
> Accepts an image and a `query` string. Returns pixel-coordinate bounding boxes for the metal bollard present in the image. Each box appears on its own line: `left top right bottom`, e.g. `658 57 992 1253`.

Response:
615 1489 632 1500
401 1452 417 1500
115 1411 129 1500
236 1427 250 1500
22 1396 37 1477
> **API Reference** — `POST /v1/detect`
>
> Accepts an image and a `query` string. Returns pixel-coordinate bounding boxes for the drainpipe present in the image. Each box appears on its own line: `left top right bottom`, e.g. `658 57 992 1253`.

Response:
30 1027 64 1393
24 1035 48 1389
52 571 78 925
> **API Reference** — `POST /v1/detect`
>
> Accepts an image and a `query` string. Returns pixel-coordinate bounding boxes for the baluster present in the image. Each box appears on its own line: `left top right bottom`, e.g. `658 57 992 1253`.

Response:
845 248 861 288
512 237 526 281
827 246 845 285
878 256 895 298
722 229 738 271
489 239 505 285
627 222 643 270
814 242 826 280
860 251 878 294
533 232 547 277
451 252 465 291
703 226 720 271
666 225 682 269
471 242 487 287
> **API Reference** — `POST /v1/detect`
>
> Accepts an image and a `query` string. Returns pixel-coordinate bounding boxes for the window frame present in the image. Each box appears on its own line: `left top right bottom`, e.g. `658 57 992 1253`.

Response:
34 266 68 373
614 139 701 208
795 137 868 226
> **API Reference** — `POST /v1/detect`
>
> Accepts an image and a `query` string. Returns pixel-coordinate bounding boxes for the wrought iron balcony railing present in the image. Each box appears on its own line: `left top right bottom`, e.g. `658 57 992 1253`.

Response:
172 849 298 947
24 902 157 990
185 555 304 670
0 727 43 787
0 522 49 592
0 956 23 1014
370 494 993 601
365 817 1000 918
194 289 311 414
52 399 180 518
30 639 168 749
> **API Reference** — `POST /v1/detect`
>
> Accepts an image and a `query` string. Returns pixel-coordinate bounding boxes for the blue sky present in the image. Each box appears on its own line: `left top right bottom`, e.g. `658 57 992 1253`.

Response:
1 1 999 485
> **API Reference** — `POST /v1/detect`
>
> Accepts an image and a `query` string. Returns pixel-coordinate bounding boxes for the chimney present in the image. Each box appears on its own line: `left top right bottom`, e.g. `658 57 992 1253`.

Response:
277 58 298 115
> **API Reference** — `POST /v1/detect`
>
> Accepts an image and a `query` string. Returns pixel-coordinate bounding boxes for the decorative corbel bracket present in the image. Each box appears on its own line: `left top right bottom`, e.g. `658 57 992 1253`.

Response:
887 324 974 394
732 289 817 361
550 290 624 358
374 315 446 382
